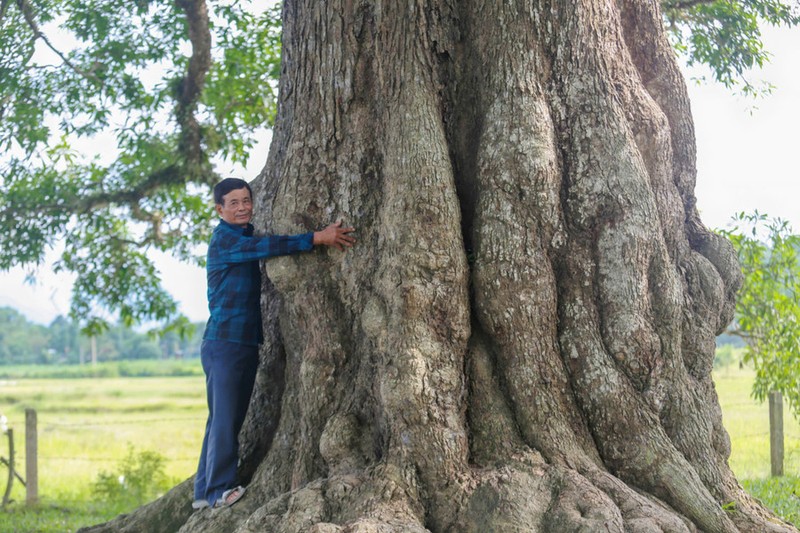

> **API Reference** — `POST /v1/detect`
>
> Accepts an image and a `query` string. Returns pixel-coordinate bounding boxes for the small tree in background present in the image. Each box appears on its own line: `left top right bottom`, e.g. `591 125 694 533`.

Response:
722 212 800 418
91 447 171 512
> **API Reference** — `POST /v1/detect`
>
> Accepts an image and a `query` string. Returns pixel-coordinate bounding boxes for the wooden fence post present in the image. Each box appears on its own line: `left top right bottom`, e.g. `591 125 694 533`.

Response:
25 409 38 505
2 428 13 507
769 390 784 477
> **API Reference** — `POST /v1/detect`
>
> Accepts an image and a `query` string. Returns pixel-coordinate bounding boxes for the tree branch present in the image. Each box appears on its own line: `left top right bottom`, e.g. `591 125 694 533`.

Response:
73 164 183 214
724 329 752 341
174 0 212 180
661 0 716 11
77 1 218 214
0 457 26 487
15 0 101 84
4 0 219 260
0 95 10 122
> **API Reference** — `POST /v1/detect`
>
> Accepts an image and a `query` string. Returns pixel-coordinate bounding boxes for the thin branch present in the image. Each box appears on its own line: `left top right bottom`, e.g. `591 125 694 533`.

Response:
661 0 716 11
0 0 11 23
0 95 10 122
74 164 182 214
107 234 145 247
0 457 26 487
15 0 100 84
130 203 166 244
724 329 751 341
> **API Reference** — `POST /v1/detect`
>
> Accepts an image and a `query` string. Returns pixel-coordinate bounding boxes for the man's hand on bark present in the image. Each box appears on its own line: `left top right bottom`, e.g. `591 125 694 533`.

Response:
313 220 356 251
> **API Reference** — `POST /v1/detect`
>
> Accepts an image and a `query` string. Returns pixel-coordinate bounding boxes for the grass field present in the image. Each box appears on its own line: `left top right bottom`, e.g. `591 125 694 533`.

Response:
0 361 799 531
715 365 800 479
714 365 800 524
1 366 206 532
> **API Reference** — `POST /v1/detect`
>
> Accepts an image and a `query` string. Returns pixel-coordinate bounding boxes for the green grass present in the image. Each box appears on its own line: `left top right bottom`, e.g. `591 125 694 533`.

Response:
714 363 800 525
1 360 799 531
1 502 121 533
742 477 800 526
0 359 204 379
0 374 206 532
715 365 800 479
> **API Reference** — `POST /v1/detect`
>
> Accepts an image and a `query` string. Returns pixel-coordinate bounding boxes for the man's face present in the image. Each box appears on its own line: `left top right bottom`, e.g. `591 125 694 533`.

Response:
216 187 253 227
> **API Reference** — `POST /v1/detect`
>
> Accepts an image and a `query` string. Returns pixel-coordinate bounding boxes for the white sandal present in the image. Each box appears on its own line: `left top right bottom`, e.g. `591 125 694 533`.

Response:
192 499 210 510
215 485 246 508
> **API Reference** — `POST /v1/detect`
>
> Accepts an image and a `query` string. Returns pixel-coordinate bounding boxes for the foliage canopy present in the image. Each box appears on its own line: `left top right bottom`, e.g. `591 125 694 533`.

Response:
663 0 800 95
0 0 280 332
0 0 797 331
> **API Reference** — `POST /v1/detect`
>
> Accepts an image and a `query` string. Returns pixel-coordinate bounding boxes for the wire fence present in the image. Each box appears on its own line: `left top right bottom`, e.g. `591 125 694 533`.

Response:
1 410 210 507
10 415 800 468
43 417 204 428
5 390 800 507
0 407 215 511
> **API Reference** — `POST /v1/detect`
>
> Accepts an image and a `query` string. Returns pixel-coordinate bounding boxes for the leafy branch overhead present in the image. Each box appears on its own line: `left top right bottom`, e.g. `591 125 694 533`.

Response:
0 0 281 332
0 0 796 330
662 0 800 95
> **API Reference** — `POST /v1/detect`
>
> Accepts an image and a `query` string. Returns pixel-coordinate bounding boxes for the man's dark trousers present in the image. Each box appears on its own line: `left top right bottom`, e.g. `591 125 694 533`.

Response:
194 339 259 504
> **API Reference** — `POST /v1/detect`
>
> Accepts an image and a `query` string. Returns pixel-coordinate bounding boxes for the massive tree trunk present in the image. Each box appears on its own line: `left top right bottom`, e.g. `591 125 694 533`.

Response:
83 0 795 532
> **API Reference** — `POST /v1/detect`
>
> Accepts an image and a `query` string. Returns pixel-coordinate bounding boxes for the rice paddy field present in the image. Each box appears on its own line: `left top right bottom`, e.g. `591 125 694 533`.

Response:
0 358 798 531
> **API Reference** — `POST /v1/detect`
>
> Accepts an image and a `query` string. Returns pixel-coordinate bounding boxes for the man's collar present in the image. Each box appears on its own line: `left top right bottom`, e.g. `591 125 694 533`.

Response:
218 218 255 235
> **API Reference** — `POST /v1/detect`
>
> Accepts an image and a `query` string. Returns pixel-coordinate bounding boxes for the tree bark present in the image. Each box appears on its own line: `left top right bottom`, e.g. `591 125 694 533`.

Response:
82 0 796 531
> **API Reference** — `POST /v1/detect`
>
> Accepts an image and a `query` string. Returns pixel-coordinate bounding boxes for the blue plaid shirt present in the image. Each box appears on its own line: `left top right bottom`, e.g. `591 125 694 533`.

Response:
203 219 313 346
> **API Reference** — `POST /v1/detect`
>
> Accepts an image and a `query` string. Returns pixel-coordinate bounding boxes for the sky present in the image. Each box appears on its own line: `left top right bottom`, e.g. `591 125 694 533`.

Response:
1 25 798 327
